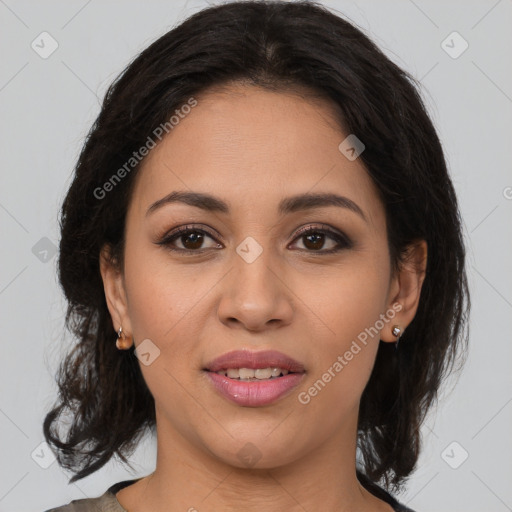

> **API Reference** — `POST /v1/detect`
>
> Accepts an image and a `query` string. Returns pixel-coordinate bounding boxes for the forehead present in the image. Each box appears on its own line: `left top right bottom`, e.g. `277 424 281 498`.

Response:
128 85 383 229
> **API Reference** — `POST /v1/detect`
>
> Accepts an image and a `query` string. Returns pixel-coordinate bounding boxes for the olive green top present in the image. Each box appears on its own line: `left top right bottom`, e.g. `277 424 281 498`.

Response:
44 474 416 511
44 478 141 512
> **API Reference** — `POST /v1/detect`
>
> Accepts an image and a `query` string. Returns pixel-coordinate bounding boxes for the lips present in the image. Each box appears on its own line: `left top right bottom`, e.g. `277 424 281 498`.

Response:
203 349 306 407
204 349 306 374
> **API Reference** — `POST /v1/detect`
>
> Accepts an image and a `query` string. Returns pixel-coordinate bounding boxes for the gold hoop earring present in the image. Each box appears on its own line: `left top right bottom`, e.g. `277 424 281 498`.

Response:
116 326 132 350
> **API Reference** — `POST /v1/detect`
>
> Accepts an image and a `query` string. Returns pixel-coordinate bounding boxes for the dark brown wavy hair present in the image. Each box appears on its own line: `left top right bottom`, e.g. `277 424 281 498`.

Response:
43 0 470 494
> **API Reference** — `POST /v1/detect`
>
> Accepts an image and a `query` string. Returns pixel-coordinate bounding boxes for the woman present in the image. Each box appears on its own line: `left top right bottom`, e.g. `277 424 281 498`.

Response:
43 1 470 511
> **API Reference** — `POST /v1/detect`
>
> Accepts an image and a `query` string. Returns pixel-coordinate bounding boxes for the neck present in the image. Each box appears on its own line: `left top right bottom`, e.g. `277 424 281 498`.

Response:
116 407 392 512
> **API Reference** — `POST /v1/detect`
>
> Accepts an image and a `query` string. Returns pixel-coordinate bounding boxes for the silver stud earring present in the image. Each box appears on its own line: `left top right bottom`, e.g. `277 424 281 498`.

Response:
392 325 402 350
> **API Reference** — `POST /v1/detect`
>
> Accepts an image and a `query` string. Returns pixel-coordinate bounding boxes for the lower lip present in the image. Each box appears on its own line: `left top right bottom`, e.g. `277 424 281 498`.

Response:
205 371 305 407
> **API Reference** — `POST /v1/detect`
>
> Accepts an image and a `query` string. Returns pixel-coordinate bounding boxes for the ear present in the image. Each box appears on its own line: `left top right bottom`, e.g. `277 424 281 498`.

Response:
99 244 133 340
381 239 427 343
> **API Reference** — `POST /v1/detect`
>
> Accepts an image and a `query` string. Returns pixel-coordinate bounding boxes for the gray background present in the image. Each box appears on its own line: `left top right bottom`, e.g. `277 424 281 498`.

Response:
1 1 511 511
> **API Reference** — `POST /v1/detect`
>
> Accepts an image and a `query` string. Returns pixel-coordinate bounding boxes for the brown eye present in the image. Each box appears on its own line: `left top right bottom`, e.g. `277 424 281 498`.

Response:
156 224 351 255
302 232 329 251
178 231 205 250
157 226 222 253
290 225 352 254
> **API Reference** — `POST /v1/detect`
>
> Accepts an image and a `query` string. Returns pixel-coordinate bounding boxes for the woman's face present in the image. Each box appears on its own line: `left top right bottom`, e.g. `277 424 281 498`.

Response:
103 84 407 469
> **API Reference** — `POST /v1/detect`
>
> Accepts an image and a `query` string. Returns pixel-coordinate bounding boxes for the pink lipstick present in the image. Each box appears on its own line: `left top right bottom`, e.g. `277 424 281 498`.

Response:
204 349 305 407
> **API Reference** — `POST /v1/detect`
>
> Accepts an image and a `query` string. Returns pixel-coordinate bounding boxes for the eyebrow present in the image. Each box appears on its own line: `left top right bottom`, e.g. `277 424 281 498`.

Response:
146 190 367 222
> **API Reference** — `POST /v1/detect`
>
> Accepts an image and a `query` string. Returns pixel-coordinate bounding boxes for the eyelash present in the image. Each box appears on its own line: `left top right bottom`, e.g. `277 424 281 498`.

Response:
156 224 352 255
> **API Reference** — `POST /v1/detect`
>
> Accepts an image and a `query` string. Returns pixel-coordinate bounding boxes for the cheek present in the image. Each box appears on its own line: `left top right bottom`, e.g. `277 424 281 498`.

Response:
314 255 390 346
123 240 207 341
122 243 223 399
122 247 207 407
299 255 390 410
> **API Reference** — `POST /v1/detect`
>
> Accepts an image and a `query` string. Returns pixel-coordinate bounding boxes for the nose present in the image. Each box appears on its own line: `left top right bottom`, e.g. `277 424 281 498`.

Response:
217 244 294 332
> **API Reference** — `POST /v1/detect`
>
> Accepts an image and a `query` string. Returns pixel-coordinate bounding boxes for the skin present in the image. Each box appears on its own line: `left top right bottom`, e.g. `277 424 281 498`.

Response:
100 84 427 512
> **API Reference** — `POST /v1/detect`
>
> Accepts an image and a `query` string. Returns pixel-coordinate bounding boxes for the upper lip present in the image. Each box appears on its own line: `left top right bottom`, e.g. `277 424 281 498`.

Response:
204 349 305 373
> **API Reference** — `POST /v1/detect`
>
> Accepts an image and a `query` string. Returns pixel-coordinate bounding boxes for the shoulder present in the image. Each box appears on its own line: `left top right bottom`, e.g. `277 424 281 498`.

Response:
43 497 104 511
392 502 417 512
356 471 418 512
42 478 141 512
42 488 125 512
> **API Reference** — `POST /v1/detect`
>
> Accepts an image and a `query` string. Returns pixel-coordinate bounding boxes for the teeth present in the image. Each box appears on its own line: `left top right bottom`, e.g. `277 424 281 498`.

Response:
215 367 290 380
239 368 255 380
271 367 282 377
255 368 272 379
